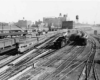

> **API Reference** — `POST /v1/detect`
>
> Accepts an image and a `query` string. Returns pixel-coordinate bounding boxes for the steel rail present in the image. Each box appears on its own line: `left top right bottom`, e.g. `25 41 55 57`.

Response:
93 64 100 80
50 39 94 80
41 43 76 67
77 39 96 80
42 45 85 80
0 33 62 80
0 33 59 68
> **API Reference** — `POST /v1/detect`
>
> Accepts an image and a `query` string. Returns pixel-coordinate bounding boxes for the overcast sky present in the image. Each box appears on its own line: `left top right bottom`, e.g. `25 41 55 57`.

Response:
0 0 100 24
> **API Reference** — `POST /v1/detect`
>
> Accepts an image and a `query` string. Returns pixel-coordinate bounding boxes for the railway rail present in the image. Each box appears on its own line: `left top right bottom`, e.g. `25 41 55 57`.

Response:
15 34 100 80
59 39 97 80
37 42 76 67
42 46 86 80
0 55 9 61
92 59 99 80
13 42 78 80
0 33 62 80
35 38 97 80
0 32 60 67
0 32 99 80
94 64 100 80
42 46 76 67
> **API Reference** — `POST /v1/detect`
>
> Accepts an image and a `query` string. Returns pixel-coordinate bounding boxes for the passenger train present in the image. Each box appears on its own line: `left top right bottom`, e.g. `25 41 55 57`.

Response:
18 38 37 53
0 38 38 54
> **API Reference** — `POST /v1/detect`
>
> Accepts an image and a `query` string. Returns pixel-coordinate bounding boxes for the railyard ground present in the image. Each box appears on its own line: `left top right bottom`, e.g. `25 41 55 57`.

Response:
0 26 100 80
13 26 100 80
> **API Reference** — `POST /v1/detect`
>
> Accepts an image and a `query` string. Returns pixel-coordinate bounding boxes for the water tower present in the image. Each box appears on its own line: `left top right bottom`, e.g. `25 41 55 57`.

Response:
76 15 79 23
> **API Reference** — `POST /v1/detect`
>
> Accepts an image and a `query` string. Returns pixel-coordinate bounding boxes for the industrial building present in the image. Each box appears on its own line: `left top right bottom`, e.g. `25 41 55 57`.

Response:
43 15 67 30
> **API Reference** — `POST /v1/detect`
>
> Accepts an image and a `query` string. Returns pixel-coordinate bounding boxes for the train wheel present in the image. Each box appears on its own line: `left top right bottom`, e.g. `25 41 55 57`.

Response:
82 42 87 46
61 40 66 48
82 39 87 46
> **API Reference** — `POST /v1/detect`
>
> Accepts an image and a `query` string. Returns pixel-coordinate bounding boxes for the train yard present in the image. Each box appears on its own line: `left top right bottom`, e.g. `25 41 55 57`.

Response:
0 30 100 80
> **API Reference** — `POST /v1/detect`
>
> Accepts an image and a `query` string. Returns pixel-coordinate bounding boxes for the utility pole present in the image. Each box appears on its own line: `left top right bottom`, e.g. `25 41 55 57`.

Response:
94 21 95 26
2 23 3 33
10 24 11 32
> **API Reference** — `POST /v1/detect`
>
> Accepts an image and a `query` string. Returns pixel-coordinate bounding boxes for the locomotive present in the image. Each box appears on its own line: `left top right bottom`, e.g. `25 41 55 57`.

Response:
52 30 88 49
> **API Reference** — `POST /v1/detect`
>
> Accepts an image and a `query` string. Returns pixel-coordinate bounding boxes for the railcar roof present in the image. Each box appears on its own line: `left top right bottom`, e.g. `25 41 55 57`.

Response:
0 38 13 42
18 38 37 44
0 32 27 36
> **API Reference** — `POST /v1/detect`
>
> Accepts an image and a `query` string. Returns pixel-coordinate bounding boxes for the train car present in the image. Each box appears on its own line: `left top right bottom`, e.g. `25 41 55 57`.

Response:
18 38 37 53
0 32 28 54
0 38 17 54
52 30 88 49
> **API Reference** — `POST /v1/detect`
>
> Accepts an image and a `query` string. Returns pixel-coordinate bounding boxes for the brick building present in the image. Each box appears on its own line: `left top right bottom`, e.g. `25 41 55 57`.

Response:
15 20 32 32
43 16 66 30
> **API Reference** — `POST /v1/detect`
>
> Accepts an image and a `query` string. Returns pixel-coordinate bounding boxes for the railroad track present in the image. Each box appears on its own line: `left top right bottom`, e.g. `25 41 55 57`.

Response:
28 36 98 80
93 64 100 80
87 38 99 80
0 48 19 61
9 36 98 80
0 33 60 68
57 39 97 80
40 45 85 80
0 50 50 79
43 46 76 67
91 60 99 80
0 33 62 80
91 35 100 43
0 32 60 62
0 50 55 80
34 33 62 48
38 38 97 80
0 55 9 61
1 33 98 80
54 42 92 80
37 42 76 67
13 42 78 80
